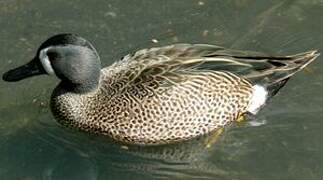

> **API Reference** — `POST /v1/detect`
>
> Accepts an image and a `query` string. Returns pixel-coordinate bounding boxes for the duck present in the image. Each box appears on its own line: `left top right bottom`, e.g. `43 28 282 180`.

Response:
2 34 319 145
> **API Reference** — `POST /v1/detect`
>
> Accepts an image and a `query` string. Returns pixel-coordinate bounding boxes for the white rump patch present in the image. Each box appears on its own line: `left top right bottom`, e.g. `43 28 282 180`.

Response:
247 85 268 114
39 47 56 76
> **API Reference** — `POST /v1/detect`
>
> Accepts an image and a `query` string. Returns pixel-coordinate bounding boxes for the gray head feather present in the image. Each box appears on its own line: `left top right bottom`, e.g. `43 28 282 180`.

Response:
44 45 101 93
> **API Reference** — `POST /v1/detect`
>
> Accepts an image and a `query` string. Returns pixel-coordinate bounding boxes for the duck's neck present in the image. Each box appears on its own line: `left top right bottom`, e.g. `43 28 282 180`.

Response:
60 79 99 94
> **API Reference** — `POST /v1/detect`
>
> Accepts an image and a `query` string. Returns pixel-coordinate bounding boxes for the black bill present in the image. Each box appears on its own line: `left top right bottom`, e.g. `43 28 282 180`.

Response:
2 58 46 82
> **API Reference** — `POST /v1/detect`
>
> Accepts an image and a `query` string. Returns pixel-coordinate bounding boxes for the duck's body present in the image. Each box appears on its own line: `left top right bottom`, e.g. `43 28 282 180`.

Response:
3 34 319 145
51 57 252 145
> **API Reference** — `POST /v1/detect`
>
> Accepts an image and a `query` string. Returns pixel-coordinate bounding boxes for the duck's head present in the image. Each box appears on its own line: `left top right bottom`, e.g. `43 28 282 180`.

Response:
2 34 101 93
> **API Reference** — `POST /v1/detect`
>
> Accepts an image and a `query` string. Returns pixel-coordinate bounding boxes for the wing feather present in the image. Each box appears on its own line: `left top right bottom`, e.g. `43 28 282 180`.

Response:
102 44 318 98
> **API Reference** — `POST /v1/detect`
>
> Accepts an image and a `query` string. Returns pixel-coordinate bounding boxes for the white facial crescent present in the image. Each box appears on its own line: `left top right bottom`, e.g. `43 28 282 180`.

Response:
39 47 56 76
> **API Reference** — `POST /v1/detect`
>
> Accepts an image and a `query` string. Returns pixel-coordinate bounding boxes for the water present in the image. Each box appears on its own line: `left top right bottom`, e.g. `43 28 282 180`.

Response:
1 0 323 179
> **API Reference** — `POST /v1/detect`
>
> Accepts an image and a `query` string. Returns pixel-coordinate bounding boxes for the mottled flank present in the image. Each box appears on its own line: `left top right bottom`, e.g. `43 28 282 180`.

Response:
49 43 318 145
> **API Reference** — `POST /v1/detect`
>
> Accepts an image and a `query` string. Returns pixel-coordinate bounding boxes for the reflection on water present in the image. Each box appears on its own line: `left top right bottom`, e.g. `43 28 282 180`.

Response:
1 0 323 179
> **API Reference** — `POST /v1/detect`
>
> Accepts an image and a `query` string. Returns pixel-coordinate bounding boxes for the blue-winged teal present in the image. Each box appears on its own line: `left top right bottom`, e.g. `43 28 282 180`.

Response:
3 34 319 145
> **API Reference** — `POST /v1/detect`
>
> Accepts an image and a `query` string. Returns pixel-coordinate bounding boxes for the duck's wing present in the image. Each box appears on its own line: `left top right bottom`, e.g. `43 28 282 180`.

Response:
108 44 318 97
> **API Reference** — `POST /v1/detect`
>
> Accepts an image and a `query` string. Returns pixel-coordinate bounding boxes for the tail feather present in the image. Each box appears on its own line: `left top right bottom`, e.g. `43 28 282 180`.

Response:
239 50 319 98
266 78 289 99
200 48 319 98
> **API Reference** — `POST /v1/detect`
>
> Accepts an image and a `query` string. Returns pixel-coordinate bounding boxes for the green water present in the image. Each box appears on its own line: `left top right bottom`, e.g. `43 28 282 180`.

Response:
1 0 323 179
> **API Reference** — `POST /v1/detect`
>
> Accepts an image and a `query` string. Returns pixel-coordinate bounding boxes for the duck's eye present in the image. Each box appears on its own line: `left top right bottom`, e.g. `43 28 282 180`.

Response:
46 51 60 60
